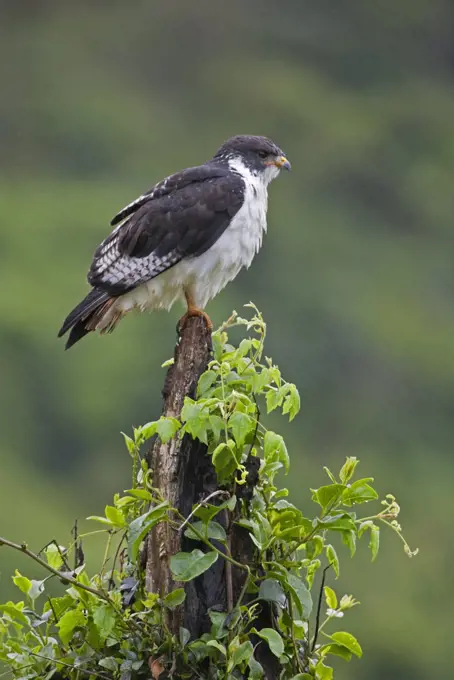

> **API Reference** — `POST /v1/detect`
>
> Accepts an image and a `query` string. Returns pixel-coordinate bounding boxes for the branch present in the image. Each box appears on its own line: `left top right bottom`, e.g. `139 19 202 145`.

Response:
0 535 112 604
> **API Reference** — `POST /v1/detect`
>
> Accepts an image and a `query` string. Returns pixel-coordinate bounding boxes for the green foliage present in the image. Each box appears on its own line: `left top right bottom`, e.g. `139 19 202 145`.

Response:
0 308 416 679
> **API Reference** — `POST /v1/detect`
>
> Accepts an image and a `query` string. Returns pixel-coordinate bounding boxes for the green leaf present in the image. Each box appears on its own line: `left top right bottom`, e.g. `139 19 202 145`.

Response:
315 661 333 680
212 333 224 361
264 431 289 473
197 370 217 396
229 411 254 448
209 609 228 637
164 588 186 609
266 388 283 413
287 573 312 618
12 571 31 596
248 513 273 551
326 544 340 578
180 627 190 647
181 397 203 423
57 609 87 644
230 640 253 668
275 520 313 541
184 520 226 542
342 478 378 506
342 530 357 557
251 367 271 393
258 579 286 607
369 525 380 561
99 657 119 672
207 639 226 655
321 643 352 661
306 535 324 559
274 489 289 499
44 595 73 618
188 639 210 662
339 457 359 484
93 603 116 641
306 559 321 588
122 432 136 455
212 441 237 479
193 495 236 522
170 549 218 582
105 505 126 528
0 602 30 625
209 414 225 441
312 484 346 511
74 570 93 605
181 398 210 443
139 420 158 440
249 655 265 679
329 631 362 658
282 384 301 421
125 488 154 501
324 586 337 610
289 675 312 680
155 417 181 443
28 579 45 601
87 515 116 526
318 513 356 532
45 544 65 570
128 501 169 561
323 466 337 483
254 628 284 658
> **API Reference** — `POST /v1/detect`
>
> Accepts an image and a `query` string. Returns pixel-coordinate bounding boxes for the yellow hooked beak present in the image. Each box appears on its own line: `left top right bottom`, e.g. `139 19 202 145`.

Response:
267 155 291 171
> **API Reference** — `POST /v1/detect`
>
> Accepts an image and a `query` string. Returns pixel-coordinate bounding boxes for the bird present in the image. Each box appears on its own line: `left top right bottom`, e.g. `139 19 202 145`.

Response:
58 134 291 349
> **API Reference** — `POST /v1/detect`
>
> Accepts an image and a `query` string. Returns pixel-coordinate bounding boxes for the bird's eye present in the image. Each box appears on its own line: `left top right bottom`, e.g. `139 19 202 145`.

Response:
258 150 268 159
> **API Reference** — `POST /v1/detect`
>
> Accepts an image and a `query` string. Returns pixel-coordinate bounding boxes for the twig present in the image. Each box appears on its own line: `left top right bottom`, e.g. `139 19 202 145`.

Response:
175 513 248 572
311 564 332 652
108 531 127 590
234 566 251 609
225 522 233 612
47 596 59 624
37 539 71 572
0 535 112 604
178 490 230 533
100 529 113 580
217 311 238 333
288 596 304 674
29 651 112 680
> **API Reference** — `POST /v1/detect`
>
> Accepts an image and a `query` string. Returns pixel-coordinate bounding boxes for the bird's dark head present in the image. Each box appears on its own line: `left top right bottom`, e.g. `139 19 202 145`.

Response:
213 135 291 183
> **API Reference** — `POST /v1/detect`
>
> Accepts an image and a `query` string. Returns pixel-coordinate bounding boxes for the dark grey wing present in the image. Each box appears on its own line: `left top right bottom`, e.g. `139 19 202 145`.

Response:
110 164 226 227
88 164 244 296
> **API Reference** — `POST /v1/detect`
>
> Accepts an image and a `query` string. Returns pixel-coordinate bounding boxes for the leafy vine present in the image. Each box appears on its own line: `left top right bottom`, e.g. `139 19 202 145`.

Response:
0 306 416 679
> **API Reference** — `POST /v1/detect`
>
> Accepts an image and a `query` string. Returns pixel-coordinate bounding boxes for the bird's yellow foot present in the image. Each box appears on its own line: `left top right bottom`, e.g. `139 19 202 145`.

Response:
179 306 213 332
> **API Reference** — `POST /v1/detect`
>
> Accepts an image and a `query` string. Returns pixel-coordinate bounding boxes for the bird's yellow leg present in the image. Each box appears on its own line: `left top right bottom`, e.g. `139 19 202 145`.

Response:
179 289 213 331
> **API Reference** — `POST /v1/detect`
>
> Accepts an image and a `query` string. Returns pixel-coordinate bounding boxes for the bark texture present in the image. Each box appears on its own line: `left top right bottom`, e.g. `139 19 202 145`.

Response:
145 315 277 676
145 316 213 634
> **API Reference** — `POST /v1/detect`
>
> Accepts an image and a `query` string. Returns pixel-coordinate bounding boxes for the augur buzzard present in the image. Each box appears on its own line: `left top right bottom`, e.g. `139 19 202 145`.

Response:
58 135 290 348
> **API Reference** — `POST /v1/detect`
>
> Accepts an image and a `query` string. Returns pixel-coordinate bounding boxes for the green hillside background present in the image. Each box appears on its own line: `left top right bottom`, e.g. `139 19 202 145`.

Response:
1 2 453 677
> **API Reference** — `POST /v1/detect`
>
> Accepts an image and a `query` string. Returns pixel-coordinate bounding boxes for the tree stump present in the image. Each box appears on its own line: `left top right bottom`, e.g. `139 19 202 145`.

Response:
145 316 278 677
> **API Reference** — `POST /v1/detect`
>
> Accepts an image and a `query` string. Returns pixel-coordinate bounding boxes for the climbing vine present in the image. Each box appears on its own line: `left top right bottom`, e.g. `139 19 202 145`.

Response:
0 305 416 679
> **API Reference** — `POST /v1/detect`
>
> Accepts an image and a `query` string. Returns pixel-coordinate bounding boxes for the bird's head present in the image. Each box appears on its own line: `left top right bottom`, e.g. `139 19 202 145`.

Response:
213 135 291 184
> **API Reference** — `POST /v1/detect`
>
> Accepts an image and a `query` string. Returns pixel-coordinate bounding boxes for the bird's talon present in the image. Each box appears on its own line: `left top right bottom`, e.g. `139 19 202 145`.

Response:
179 308 213 332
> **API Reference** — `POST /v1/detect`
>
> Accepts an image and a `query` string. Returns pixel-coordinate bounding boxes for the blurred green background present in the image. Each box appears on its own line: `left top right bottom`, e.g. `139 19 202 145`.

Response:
1 1 453 677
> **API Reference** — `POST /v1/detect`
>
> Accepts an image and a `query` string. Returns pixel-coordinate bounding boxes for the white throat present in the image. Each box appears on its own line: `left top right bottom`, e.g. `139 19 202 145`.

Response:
228 156 280 187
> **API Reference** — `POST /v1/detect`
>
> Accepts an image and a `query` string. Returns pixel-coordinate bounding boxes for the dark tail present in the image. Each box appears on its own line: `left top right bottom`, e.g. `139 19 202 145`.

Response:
58 289 112 350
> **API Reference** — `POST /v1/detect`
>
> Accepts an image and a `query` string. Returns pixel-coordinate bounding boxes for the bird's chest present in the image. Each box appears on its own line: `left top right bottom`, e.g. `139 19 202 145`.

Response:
215 178 268 269
185 178 268 306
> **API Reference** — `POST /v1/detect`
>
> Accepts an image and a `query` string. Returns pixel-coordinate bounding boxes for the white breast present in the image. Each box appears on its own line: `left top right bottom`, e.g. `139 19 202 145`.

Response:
185 159 269 308
105 159 273 324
